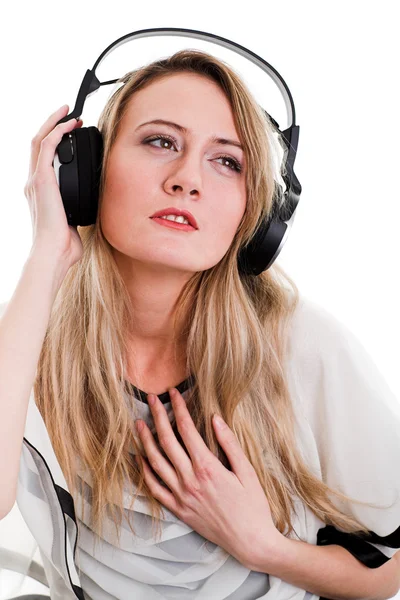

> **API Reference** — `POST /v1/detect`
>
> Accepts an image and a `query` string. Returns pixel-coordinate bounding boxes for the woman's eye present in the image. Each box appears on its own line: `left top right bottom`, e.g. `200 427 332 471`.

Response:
215 155 242 173
144 135 176 151
143 135 242 173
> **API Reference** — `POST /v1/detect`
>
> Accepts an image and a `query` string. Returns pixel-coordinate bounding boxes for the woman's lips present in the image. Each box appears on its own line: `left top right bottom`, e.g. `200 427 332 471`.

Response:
150 217 196 232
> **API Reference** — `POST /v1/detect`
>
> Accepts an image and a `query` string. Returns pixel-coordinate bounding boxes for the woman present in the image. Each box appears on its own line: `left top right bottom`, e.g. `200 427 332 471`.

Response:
1 49 399 600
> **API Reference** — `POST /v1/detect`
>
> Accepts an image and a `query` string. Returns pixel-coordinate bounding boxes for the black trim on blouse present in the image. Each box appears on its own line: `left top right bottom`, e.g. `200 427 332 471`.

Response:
22 438 85 600
125 373 196 405
317 524 400 568
317 524 400 599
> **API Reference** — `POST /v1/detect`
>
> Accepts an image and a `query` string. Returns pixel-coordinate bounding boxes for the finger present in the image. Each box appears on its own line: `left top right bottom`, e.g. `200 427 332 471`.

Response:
29 105 70 179
168 388 249 486
148 393 194 474
168 389 215 467
139 455 182 516
35 117 82 179
212 414 254 486
136 420 181 493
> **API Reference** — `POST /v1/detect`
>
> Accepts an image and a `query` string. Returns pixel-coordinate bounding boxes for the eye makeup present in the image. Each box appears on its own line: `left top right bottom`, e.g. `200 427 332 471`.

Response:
141 133 243 174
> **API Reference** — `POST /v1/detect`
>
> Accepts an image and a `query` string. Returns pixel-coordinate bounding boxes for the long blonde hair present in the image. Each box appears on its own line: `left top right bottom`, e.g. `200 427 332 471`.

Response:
34 49 385 556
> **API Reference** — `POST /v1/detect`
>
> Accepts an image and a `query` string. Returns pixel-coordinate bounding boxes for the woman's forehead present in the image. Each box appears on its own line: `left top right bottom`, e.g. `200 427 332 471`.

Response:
122 76 240 143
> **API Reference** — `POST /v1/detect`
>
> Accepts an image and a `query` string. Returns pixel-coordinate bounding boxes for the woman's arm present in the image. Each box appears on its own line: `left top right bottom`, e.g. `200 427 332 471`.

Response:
251 535 400 600
278 299 400 599
0 247 69 519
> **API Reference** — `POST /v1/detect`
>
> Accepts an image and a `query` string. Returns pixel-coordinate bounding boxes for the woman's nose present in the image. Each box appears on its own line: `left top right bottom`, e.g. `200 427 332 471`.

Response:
163 152 203 197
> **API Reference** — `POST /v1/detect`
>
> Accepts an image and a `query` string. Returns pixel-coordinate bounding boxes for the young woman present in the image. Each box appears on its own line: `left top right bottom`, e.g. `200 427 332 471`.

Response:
1 50 399 600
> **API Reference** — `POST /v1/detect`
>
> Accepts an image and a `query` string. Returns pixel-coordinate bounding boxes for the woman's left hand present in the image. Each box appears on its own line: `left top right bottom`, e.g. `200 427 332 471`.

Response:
134 387 283 571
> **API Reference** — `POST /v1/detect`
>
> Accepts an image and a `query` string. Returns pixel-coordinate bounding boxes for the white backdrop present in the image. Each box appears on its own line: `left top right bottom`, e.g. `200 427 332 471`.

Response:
0 0 399 597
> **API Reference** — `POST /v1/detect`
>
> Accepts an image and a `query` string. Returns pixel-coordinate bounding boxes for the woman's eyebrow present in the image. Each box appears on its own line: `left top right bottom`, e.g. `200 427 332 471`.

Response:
135 118 243 151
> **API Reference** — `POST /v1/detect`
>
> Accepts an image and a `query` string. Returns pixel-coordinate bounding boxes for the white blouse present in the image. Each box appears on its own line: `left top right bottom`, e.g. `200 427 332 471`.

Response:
71 295 400 599
74 379 286 600
1 295 398 599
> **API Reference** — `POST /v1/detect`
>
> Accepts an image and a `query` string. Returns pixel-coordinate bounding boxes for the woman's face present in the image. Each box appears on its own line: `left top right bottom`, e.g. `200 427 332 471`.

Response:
100 72 247 275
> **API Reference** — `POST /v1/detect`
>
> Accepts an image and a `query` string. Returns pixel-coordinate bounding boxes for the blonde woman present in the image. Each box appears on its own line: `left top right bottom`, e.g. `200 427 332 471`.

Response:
1 49 399 600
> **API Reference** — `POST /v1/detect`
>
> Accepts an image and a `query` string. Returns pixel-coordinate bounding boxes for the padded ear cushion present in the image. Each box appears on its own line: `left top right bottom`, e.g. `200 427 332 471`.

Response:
74 126 104 226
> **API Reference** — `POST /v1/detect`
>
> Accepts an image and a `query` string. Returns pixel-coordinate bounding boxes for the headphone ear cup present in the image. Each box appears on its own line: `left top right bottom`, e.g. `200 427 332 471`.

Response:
58 126 104 227
74 126 104 226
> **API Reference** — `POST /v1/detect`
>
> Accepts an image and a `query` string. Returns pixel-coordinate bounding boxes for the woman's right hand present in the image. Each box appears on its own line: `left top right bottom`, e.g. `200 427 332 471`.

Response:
24 104 85 270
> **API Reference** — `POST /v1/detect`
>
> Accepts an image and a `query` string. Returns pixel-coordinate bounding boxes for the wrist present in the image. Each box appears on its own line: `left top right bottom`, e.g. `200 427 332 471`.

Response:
246 528 290 573
26 247 70 297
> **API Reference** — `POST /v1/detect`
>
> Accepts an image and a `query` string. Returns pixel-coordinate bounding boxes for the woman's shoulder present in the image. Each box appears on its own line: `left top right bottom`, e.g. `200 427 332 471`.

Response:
286 293 353 365
286 293 400 422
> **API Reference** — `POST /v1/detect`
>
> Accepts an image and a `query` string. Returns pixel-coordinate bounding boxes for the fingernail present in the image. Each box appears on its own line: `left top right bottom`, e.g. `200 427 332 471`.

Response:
148 394 156 406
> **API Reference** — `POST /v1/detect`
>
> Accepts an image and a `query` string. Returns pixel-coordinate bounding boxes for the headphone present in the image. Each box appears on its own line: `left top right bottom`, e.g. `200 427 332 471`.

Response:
54 27 302 276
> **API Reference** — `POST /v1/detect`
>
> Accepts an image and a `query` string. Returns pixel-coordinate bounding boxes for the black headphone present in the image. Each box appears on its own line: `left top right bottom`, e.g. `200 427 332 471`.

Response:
54 27 301 276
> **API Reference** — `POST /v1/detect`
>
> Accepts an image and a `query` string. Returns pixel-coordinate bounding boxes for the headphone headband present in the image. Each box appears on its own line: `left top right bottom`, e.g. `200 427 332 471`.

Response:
59 27 296 130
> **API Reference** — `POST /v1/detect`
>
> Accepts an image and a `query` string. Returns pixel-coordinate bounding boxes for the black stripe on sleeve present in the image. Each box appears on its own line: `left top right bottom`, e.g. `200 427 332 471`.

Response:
317 524 400 568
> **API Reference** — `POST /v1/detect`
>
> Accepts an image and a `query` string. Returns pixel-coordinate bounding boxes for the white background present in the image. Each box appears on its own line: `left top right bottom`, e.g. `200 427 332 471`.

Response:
0 0 399 597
